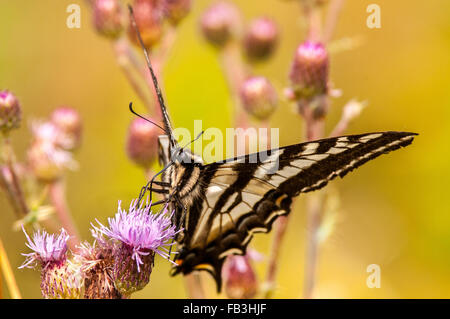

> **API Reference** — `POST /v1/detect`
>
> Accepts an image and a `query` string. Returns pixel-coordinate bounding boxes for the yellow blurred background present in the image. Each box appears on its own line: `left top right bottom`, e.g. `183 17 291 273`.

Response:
1 0 450 298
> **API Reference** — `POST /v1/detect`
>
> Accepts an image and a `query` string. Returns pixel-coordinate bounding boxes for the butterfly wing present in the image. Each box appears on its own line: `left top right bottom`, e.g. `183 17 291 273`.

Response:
171 131 417 291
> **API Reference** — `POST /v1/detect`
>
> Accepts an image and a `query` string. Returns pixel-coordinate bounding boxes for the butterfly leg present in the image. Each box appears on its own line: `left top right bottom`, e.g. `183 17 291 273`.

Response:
137 164 173 206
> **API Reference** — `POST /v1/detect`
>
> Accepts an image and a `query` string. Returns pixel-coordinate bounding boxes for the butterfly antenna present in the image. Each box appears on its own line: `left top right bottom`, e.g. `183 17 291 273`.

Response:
128 5 177 147
182 130 205 150
129 102 167 133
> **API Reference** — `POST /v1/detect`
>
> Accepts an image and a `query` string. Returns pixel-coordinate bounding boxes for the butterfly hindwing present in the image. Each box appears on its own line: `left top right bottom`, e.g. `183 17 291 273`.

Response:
171 131 417 290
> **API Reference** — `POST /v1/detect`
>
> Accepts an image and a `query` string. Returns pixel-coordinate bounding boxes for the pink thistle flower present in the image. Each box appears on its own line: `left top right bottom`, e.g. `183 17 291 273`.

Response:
19 227 69 269
222 250 262 299
93 200 180 296
19 227 82 299
289 41 329 99
28 121 78 182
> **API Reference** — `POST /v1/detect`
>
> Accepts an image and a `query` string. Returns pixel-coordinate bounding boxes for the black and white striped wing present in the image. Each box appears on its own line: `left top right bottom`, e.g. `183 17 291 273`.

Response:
172 131 416 290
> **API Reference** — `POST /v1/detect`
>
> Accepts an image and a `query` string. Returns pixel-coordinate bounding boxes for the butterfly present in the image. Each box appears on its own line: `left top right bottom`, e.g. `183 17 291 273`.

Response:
128 6 417 291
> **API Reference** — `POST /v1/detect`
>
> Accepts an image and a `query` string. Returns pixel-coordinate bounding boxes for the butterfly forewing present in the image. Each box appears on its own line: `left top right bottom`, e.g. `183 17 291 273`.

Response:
170 131 416 290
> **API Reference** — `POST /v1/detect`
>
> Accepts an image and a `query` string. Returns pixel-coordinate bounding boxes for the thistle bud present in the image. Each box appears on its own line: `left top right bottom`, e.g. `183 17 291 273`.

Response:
0 90 21 134
126 117 159 167
244 18 278 60
93 200 179 297
20 228 82 299
200 1 240 47
50 107 82 151
163 0 191 25
128 0 164 49
289 41 329 100
240 76 278 120
93 0 125 39
223 254 258 299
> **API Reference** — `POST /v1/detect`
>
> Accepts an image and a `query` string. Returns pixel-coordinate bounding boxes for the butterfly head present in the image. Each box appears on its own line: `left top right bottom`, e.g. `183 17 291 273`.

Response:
170 146 203 165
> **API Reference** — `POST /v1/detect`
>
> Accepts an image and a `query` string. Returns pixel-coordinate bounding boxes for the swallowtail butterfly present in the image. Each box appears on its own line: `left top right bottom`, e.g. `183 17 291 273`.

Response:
128 6 417 291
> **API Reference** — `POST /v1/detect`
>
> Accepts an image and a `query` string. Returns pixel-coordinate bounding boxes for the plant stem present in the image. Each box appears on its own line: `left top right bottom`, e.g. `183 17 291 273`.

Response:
0 137 28 218
264 214 290 298
48 180 80 251
302 2 323 42
220 41 250 128
301 102 325 298
323 0 345 44
0 237 22 299
302 190 325 298
113 38 155 113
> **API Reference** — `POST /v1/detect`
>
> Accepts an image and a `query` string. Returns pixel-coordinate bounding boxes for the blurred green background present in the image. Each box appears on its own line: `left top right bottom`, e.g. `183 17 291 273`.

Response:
1 0 450 298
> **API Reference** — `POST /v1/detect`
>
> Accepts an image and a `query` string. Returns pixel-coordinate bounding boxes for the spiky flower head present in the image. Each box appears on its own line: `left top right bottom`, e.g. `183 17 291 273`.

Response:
50 107 82 151
163 0 191 25
0 90 21 134
19 227 82 299
289 41 329 100
222 250 262 299
240 76 278 121
128 0 165 49
93 200 179 296
126 117 159 167
74 234 122 299
200 1 241 47
244 17 278 60
93 0 125 39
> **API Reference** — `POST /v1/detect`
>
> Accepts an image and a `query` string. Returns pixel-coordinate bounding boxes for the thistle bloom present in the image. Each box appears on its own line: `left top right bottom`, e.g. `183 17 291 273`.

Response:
128 0 165 49
0 90 21 134
163 0 191 25
74 234 122 299
289 41 329 99
222 251 261 299
244 18 278 60
50 107 82 151
126 117 159 167
200 1 241 47
289 41 329 118
93 0 125 39
240 76 278 120
28 122 78 182
93 200 179 296
19 227 82 299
